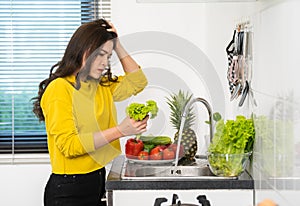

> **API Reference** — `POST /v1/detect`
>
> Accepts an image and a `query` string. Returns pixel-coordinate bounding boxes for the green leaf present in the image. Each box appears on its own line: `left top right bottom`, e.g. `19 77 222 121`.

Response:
213 112 222 122
126 100 159 121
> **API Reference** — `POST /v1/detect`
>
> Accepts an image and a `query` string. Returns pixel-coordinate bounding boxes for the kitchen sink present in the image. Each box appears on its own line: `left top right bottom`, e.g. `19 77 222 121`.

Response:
121 160 237 180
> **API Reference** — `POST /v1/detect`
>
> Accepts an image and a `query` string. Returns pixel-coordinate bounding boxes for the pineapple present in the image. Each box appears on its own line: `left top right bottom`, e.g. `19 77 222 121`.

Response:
166 90 198 164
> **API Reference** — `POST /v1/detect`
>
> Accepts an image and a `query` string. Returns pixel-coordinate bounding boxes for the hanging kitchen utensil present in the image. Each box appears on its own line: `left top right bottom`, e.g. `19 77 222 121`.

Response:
237 31 244 55
238 33 249 106
248 87 257 106
230 79 242 101
227 55 238 84
238 24 257 107
226 30 237 94
227 24 245 101
229 54 243 101
245 29 257 107
235 29 245 100
239 80 249 106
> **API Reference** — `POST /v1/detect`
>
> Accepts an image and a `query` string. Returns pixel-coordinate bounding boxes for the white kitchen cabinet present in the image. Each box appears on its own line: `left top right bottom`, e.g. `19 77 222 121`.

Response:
110 189 253 206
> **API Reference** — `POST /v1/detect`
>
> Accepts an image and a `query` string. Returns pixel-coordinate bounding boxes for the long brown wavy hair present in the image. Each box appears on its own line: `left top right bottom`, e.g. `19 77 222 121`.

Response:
32 19 118 121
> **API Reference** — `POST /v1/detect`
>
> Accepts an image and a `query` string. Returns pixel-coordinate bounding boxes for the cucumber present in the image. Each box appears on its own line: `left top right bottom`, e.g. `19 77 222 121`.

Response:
151 136 172 145
139 135 155 144
140 135 172 145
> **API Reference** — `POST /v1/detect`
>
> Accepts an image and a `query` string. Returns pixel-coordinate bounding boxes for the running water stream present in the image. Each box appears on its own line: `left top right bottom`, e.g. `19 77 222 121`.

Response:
174 98 213 168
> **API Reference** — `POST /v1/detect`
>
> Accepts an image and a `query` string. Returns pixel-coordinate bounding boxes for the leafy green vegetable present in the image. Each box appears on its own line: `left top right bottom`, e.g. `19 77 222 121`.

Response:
208 115 255 154
208 153 249 177
126 100 158 121
207 115 255 176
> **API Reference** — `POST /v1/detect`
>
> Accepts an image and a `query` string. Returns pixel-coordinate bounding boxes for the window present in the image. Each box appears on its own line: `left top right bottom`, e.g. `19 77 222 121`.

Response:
0 0 111 154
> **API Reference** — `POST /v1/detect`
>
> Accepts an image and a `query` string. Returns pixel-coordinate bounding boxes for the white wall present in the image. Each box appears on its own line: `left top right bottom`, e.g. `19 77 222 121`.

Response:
0 163 51 206
111 0 258 156
111 0 257 110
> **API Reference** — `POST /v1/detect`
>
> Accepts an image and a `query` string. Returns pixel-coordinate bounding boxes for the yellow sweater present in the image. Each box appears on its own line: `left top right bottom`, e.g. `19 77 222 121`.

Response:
41 69 147 174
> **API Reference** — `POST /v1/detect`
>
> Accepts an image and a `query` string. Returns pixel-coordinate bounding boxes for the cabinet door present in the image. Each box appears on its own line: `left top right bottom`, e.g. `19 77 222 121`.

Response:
111 189 253 206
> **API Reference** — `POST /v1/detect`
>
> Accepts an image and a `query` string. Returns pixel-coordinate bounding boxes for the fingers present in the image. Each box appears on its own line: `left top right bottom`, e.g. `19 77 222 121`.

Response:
137 121 148 130
130 116 149 133
142 115 150 122
118 115 149 136
106 21 117 34
136 123 147 134
130 118 147 128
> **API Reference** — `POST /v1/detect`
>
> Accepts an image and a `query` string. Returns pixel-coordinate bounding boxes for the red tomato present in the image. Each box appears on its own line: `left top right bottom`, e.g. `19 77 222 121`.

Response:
169 144 184 158
163 148 175 160
149 146 163 160
157 145 168 151
138 151 149 160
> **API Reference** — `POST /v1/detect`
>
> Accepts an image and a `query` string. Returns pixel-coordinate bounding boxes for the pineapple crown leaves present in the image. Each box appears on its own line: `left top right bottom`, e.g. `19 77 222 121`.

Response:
166 90 196 130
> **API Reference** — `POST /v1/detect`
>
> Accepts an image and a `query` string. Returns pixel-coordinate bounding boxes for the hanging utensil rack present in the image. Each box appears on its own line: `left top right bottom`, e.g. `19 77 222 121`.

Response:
226 19 257 107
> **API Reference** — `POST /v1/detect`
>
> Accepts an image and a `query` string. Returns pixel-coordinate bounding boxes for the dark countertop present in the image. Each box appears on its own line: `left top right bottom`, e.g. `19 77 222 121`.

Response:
106 155 254 191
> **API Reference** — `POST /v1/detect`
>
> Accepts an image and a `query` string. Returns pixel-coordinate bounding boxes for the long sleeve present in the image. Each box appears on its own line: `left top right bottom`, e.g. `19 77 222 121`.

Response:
110 69 148 101
42 78 96 158
45 98 96 158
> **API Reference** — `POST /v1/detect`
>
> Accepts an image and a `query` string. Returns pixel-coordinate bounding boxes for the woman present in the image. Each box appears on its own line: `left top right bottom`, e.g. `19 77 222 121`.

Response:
32 19 149 206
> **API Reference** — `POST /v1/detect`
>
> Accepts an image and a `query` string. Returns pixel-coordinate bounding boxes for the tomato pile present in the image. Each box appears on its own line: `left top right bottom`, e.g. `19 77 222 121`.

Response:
125 137 184 160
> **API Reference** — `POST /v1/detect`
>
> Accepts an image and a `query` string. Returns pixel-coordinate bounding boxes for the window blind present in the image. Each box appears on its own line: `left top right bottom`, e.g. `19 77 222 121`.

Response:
0 0 111 154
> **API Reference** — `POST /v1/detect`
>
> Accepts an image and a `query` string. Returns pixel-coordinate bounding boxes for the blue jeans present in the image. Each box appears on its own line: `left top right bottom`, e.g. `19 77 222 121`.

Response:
44 168 106 206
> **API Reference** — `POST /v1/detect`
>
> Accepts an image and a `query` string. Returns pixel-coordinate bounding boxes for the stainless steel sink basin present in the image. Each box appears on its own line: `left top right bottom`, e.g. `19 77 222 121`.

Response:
121 161 237 180
136 165 212 177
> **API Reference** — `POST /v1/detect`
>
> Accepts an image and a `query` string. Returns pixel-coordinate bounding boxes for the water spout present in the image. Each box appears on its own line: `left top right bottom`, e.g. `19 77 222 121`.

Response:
174 98 213 167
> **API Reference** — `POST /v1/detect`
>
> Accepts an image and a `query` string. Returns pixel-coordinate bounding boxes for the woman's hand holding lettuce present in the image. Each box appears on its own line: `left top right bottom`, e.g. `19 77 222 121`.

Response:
125 100 158 141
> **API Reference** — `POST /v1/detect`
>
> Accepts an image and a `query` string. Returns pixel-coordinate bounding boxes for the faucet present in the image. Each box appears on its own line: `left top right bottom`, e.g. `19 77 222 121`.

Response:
174 97 213 167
